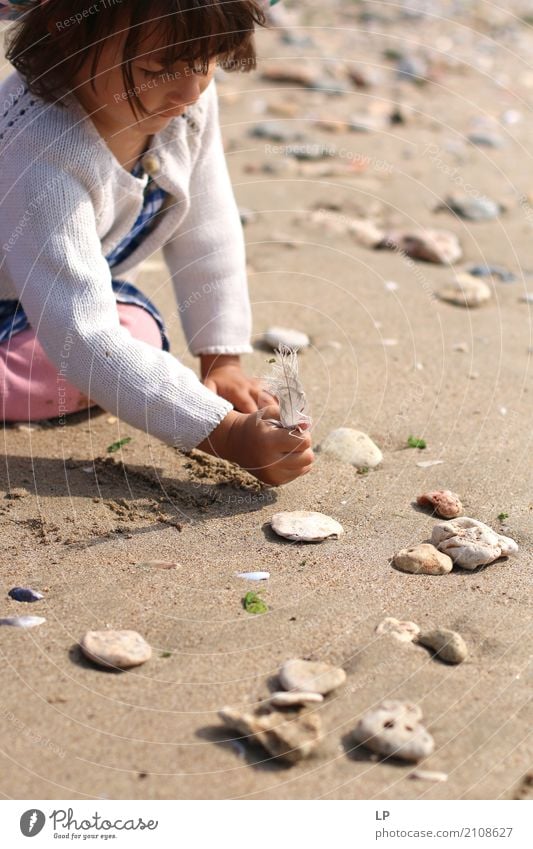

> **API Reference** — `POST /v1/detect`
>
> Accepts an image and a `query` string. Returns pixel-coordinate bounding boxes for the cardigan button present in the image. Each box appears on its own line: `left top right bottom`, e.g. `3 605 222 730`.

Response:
142 153 161 176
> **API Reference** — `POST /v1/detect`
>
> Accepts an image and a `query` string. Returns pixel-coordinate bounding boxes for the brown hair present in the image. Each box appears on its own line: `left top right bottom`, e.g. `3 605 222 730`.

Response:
6 0 266 114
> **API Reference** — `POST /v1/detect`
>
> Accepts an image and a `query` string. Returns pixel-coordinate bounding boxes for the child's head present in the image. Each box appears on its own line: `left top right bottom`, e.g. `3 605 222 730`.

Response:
6 0 266 129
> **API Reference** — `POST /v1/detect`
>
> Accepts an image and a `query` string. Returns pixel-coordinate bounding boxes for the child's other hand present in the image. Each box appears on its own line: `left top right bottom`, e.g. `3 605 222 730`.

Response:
201 354 274 414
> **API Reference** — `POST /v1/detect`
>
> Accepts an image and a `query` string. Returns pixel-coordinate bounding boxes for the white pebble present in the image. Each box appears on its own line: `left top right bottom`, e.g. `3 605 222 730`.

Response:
320 428 383 469
235 571 270 581
0 616 46 629
270 511 344 542
263 326 310 350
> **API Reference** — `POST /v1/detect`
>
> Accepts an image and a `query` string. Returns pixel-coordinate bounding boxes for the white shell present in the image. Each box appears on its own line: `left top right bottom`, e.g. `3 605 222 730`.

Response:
271 511 344 542
263 327 310 350
0 616 46 629
235 571 270 581
352 700 434 762
320 428 383 469
431 516 518 569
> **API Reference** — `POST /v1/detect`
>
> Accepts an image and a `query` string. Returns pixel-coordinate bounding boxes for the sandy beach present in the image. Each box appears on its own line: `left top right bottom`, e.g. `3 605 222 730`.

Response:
0 0 532 800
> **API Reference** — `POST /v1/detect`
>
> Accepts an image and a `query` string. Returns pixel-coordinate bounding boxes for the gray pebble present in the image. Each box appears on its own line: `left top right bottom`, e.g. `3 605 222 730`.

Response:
417 628 468 664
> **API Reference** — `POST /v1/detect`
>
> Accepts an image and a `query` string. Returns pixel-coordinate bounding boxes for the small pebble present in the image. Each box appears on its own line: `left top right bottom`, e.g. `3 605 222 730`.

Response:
467 264 516 283
431 516 518 569
438 273 492 307
381 228 462 264
219 706 321 763
320 428 383 470
468 131 504 148
5 487 29 500
416 460 444 468
270 511 344 543
8 587 44 603
352 700 434 762
279 658 346 695
235 571 270 581
443 194 501 221
0 616 46 628
80 630 152 670
417 628 468 664
393 543 453 575
375 617 420 642
417 489 463 519
262 326 310 350
268 691 324 708
249 122 304 143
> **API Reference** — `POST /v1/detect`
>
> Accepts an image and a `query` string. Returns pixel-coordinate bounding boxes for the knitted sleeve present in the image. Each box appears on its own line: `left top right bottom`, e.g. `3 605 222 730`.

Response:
0 165 233 450
163 81 253 356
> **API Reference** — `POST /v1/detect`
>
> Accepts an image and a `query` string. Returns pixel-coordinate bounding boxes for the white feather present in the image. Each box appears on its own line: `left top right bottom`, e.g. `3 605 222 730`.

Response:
264 344 311 430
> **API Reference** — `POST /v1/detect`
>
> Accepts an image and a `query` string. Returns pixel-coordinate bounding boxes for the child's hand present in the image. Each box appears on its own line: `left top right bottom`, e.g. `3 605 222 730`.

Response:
201 354 272 413
197 406 314 487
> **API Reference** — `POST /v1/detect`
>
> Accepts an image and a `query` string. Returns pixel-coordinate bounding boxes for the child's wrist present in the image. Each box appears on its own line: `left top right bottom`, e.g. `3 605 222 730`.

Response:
200 353 241 380
197 408 242 461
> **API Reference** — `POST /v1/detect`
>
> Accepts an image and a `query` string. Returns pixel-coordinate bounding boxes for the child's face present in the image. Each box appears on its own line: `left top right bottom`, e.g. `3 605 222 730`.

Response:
73 26 217 134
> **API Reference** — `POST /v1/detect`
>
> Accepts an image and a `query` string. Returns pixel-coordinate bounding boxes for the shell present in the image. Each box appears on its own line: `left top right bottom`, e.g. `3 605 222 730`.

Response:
0 616 46 628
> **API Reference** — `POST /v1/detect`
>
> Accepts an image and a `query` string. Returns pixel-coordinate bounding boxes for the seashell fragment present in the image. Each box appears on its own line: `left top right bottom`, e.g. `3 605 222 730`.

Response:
417 628 467 664
80 630 152 670
320 428 383 469
393 543 453 575
437 273 491 307
219 706 321 763
375 617 420 642
270 511 344 542
0 616 46 628
235 571 270 581
279 658 346 695
431 517 518 569
417 490 462 519
8 587 44 603
352 700 434 762
409 769 448 782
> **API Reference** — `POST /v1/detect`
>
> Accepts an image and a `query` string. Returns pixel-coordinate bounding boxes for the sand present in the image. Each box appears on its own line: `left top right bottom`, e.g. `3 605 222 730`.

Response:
0 1 532 800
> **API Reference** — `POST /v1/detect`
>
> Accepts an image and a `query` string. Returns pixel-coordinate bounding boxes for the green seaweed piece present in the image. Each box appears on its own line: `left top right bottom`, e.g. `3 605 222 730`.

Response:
407 435 427 449
107 437 132 453
243 591 268 615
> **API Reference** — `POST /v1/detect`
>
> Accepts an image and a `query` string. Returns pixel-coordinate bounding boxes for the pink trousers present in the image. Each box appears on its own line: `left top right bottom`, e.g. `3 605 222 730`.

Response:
0 303 163 422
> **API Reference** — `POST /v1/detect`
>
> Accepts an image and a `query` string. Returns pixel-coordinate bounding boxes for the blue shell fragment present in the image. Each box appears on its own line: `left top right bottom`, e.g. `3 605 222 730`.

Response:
8 587 44 603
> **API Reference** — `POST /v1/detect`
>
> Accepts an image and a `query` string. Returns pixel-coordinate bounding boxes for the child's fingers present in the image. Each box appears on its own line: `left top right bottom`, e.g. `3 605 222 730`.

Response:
280 448 315 469
235 392 258 414
204 377 218 394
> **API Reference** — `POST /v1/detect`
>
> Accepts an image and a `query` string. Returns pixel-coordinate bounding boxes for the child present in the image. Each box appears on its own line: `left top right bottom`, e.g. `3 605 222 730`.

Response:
0 0 314 486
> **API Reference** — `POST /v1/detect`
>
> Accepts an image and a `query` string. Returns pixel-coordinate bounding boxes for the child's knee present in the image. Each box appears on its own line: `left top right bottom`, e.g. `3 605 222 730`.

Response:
116 304 163 349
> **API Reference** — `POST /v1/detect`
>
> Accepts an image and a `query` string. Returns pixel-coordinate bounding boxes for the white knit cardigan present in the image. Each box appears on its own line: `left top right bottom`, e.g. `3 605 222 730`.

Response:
0 71 253 450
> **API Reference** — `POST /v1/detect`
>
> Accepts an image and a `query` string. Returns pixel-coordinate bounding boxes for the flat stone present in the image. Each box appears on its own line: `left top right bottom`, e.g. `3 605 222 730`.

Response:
219 706 321 763
263 326 310 350
431 517 518 569
381 228 462 264
271 511 344 543
268 691 324 708
443 194 501 221
320 428 383 469
468 131 504 148
375 617 420 642
417 628 468 664
279 658 346 695
437 273 492 307
352 700 434 762
417 490 463 519
80 630 152 670
467 265 516 283
394 543 453 575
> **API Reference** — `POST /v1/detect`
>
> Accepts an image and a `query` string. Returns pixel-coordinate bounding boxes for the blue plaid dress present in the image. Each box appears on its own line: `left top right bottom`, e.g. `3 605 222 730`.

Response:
0 157 171 351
